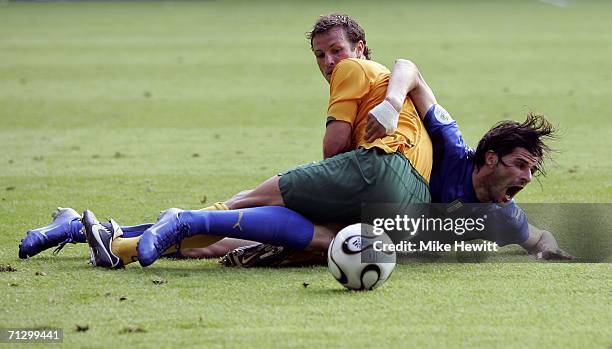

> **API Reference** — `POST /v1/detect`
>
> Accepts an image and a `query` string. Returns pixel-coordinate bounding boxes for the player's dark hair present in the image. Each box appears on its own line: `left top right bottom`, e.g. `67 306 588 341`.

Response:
306 13 371 60
473 113 556 175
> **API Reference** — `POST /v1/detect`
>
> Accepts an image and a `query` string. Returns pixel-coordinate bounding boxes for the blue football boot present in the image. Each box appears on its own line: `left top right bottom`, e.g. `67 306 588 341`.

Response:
137 208 187 267
19 207 86 259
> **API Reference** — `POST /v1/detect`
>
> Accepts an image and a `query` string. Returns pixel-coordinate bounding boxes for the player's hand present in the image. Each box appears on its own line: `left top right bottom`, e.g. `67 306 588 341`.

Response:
366 99 400 141
365 114 387 142
536 248 575 260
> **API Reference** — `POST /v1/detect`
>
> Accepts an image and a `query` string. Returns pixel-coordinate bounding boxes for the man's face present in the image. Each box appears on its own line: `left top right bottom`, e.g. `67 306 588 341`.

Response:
312 26 364 83
483 147 539 203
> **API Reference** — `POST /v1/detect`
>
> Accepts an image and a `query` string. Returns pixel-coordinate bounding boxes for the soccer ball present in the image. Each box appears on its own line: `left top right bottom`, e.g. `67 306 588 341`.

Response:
327 223 396 290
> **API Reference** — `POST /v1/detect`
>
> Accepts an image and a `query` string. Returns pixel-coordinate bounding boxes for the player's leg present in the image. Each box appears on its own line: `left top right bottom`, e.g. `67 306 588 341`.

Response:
19 182 277 262
220 223 341 267
180 238 256 259
137 205 316 267
18 207 153 259
107 202 229 266
137 148 409 267
167 221 340 265
19 208 85 259
18 202 228 263
87 150 369 266
104 178 285 267
112 170 297 266
137 147 430 267
224 176 285 209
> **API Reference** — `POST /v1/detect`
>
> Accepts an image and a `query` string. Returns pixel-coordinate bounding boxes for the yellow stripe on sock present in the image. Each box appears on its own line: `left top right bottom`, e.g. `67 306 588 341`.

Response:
197 202 228 211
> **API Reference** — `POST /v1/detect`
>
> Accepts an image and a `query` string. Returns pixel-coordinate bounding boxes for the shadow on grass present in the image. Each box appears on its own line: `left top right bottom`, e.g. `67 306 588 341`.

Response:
304 288 372 295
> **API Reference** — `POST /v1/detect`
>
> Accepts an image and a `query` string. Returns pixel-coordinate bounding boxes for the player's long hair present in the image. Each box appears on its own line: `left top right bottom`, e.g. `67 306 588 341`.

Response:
473 113 557 175
306 13 371 60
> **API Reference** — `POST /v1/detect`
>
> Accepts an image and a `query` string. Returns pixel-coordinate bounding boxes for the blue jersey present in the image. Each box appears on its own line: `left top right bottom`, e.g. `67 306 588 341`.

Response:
423 104 529 246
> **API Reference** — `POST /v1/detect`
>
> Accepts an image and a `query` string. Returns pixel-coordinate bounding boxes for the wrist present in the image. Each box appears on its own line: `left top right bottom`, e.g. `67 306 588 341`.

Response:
385 96 403 112
370 100 400 135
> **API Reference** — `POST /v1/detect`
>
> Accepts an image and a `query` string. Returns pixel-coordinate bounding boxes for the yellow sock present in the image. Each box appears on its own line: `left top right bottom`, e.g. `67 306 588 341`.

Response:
197 202 228 211
111 236 149 265
110 202 228 265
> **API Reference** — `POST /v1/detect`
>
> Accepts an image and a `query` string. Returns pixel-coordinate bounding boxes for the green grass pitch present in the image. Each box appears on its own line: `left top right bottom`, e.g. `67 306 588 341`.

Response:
1 1 611 348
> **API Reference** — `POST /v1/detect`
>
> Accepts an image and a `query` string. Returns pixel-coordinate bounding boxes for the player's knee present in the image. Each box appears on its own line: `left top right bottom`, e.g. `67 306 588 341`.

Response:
225 195 283 210
225 189 254 209
225 179 284 209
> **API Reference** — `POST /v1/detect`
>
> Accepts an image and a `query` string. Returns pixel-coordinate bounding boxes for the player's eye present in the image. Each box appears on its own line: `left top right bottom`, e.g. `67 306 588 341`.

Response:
514 160 531 172
511 161 522 169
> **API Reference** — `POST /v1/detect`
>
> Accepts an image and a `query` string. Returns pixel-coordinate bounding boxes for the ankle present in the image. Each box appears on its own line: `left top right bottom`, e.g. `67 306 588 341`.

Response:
178 210 209 235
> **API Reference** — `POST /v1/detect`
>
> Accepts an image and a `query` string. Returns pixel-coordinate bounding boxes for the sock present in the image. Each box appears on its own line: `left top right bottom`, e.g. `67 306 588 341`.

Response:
178 202 228 253
120 223 153 238
179 206 314 249
73 220 152 241
111 236 142 265
110 203 228 264
111 202 228 238
83 203 229 242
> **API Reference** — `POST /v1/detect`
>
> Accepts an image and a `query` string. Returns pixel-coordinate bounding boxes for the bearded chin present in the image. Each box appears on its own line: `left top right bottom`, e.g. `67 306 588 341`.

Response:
485 178 505 203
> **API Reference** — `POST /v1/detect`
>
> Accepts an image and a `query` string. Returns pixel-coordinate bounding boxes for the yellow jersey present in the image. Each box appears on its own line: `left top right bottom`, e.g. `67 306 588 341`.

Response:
327 58 433 181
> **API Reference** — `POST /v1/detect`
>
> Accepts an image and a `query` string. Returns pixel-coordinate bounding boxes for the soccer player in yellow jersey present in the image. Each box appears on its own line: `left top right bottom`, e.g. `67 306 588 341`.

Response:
325 58 432 179
311 16 431 179
19 13 433 269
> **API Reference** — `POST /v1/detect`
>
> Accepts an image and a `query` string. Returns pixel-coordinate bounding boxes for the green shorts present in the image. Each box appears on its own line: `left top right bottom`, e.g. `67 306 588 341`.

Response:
278 147 430 224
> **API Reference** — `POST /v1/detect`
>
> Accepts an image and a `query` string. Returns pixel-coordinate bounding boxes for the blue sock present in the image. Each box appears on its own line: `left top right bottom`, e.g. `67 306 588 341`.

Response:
72 220 152 240
120 224 153 238
179 206 314 249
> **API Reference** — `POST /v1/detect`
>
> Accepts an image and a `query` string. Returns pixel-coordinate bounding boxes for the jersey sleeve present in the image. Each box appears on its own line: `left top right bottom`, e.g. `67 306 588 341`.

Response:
326 59 369 126
423 104 466 158
484 202 529 246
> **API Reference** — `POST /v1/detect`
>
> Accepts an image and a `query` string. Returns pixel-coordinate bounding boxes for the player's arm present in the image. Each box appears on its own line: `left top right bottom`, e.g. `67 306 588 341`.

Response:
323 120 352 159
365 59 437 142
520 223 574 260
326 59 368 158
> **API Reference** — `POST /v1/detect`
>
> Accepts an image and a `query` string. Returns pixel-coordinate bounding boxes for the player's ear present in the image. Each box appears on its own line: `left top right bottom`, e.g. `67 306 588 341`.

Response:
485 150 499 167
355 40 365 58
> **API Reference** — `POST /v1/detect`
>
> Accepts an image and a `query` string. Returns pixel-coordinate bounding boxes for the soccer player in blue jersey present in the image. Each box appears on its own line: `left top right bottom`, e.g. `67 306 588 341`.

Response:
365 59 571 258
219 59 573 266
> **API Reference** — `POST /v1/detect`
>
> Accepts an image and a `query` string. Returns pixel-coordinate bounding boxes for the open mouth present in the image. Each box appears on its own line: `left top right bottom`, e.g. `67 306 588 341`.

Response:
504 185 523 202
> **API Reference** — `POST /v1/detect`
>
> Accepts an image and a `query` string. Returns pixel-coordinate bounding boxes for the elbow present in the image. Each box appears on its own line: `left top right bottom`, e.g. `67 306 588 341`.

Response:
395 58 415 67
395 58 418 72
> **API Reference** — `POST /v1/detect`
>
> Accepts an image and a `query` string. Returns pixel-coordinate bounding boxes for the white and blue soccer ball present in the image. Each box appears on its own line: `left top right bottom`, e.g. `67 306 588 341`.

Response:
327 223 396 291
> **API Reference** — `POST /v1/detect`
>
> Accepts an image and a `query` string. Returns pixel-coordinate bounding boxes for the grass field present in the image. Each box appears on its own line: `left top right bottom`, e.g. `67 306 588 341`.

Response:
1 1 611 348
